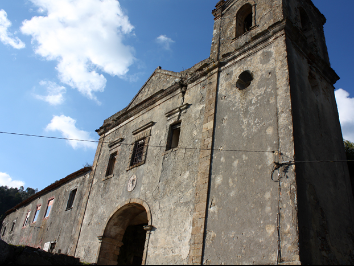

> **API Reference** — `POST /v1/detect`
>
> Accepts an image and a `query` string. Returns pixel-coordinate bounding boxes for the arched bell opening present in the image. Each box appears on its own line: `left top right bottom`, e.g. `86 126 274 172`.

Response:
97 203 150 265
235 4 253 38
299 8 316 52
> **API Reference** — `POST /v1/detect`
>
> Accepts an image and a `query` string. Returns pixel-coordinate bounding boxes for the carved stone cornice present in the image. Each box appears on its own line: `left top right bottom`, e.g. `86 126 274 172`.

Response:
212 0 225 20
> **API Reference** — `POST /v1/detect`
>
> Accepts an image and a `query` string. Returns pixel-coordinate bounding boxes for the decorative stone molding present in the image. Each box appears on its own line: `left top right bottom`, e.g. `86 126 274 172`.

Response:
165 103 190 118
108 138 124 149
132 122 155 135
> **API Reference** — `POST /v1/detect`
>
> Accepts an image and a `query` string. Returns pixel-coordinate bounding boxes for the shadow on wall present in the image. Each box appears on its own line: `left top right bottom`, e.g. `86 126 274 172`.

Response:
0 239 89 265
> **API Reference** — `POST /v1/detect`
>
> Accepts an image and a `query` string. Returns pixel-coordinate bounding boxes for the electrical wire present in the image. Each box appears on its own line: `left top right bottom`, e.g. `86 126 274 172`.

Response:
1 131 354 163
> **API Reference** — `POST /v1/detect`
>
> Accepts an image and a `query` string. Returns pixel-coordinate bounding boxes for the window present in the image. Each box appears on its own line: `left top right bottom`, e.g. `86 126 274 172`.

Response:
236 4 253 38
66 189 77 210
32 205 41 223
10 221 16 232
130 139 146 166
106 152 117 177
166 123 181 150
236 71 253 90
23 211 31 227
1 226 6 237
44 199 54 218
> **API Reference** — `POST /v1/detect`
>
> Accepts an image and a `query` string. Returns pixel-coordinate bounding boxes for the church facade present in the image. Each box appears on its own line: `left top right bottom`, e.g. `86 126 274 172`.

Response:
2 0 354 264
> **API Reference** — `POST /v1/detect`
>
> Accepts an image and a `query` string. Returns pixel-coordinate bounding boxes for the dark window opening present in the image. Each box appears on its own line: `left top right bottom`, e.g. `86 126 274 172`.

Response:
236 71 253 90
66 189 77 210
236 4 253 38
130 139 146 166
10 221 16 232
167 123 181 150
244 13 252 33
106 152 117 177
2 226 6 236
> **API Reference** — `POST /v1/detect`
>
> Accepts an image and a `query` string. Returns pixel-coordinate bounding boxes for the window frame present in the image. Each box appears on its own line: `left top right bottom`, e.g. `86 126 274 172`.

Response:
1 225 6 237
105 151 118 177
10 220 16 233
66 189 77 210
44 198 54 219
166 122 181 151
130 138 147 167
234 3 256 39
32 205 41 224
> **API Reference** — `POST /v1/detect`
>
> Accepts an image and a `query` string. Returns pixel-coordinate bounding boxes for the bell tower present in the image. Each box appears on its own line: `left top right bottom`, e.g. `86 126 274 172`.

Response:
199 0 354 264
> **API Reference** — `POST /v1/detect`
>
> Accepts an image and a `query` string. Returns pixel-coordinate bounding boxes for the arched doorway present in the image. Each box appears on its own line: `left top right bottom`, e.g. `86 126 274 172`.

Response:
97 202 151 265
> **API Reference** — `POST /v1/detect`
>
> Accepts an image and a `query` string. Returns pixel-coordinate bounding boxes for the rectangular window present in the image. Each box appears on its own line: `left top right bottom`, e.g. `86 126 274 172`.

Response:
130 139 146 166
32 205 41 223
66 189 77 210
23 211 31 227
44 199 54 218
167 123 181 150
106 152 117 177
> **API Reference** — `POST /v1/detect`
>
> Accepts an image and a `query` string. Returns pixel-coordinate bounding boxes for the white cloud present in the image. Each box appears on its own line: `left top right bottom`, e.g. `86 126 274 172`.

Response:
35 81 66 105
21 0 135 102
0 10 25 49
335 89 354 142
45 115 97 149
156 35 174 50
0 172 25 188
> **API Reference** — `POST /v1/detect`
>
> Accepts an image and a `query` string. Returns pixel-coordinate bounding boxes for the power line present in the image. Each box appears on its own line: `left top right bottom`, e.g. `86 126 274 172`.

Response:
1 131 354 163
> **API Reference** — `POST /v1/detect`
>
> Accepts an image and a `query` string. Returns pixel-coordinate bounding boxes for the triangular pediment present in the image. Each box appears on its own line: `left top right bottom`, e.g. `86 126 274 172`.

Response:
126 68 181 110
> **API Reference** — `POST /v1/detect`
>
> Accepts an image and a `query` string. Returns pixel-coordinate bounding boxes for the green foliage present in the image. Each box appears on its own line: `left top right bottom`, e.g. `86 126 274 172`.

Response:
344 140 354 160
0 186 38 225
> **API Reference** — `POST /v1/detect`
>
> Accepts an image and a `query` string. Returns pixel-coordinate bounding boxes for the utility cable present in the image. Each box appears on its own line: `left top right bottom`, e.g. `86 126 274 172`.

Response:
1 131 354 162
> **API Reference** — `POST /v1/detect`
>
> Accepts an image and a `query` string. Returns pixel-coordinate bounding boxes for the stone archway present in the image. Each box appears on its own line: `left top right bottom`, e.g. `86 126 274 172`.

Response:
97 200 152 265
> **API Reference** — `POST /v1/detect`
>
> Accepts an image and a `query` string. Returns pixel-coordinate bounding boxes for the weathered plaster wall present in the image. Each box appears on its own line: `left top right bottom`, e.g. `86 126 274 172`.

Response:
210 0 284 61
75 73 212 264
286 38 354 264
1 171 91 257
204 34 300 264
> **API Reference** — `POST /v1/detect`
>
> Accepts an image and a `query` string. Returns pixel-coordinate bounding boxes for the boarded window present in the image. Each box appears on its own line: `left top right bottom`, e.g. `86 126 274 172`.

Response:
130 139 146 166
167 123 181 150
106 152 117 177
32 205 41 223
23 211 31 227
66 189 77 210
44 199 54 218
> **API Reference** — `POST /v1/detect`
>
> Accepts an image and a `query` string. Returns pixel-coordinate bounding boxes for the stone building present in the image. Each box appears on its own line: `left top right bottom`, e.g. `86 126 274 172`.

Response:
2 0 354 264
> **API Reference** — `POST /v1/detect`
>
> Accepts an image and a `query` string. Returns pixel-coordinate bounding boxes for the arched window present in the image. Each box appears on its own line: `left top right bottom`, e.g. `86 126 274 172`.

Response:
236 4 253 38
299 8 315 50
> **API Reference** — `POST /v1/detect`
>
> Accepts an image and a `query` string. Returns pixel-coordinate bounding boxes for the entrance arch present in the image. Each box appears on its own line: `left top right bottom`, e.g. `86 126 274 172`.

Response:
97 199 152 265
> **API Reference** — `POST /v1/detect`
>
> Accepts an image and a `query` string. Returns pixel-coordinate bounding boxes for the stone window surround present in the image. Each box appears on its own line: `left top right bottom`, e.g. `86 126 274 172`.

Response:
104 138 124 181
22 210 31 228
232 1 257 40
65 188 78 211
127 122 154 171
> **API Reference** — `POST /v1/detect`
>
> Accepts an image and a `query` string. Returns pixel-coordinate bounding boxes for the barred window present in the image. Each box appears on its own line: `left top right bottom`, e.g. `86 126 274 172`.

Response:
66 189 77 210
106 152 117 177
130 139 146 166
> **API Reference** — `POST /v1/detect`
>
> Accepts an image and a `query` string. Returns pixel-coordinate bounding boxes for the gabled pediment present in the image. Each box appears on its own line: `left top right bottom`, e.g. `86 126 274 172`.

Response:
126 68 181 110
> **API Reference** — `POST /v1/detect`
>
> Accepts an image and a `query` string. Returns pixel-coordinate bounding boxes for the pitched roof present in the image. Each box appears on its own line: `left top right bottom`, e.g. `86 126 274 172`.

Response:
4 167 92 216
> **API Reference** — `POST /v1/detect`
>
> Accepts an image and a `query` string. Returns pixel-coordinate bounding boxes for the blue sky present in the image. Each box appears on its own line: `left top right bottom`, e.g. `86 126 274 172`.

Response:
0 0 353 191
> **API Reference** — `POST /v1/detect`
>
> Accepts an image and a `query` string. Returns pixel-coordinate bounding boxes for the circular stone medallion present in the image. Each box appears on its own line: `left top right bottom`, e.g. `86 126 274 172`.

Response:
127 175 137 192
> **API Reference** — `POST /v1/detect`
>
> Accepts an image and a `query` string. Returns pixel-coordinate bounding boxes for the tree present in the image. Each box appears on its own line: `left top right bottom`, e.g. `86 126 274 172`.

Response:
0 186 38 229
344 140 354 196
